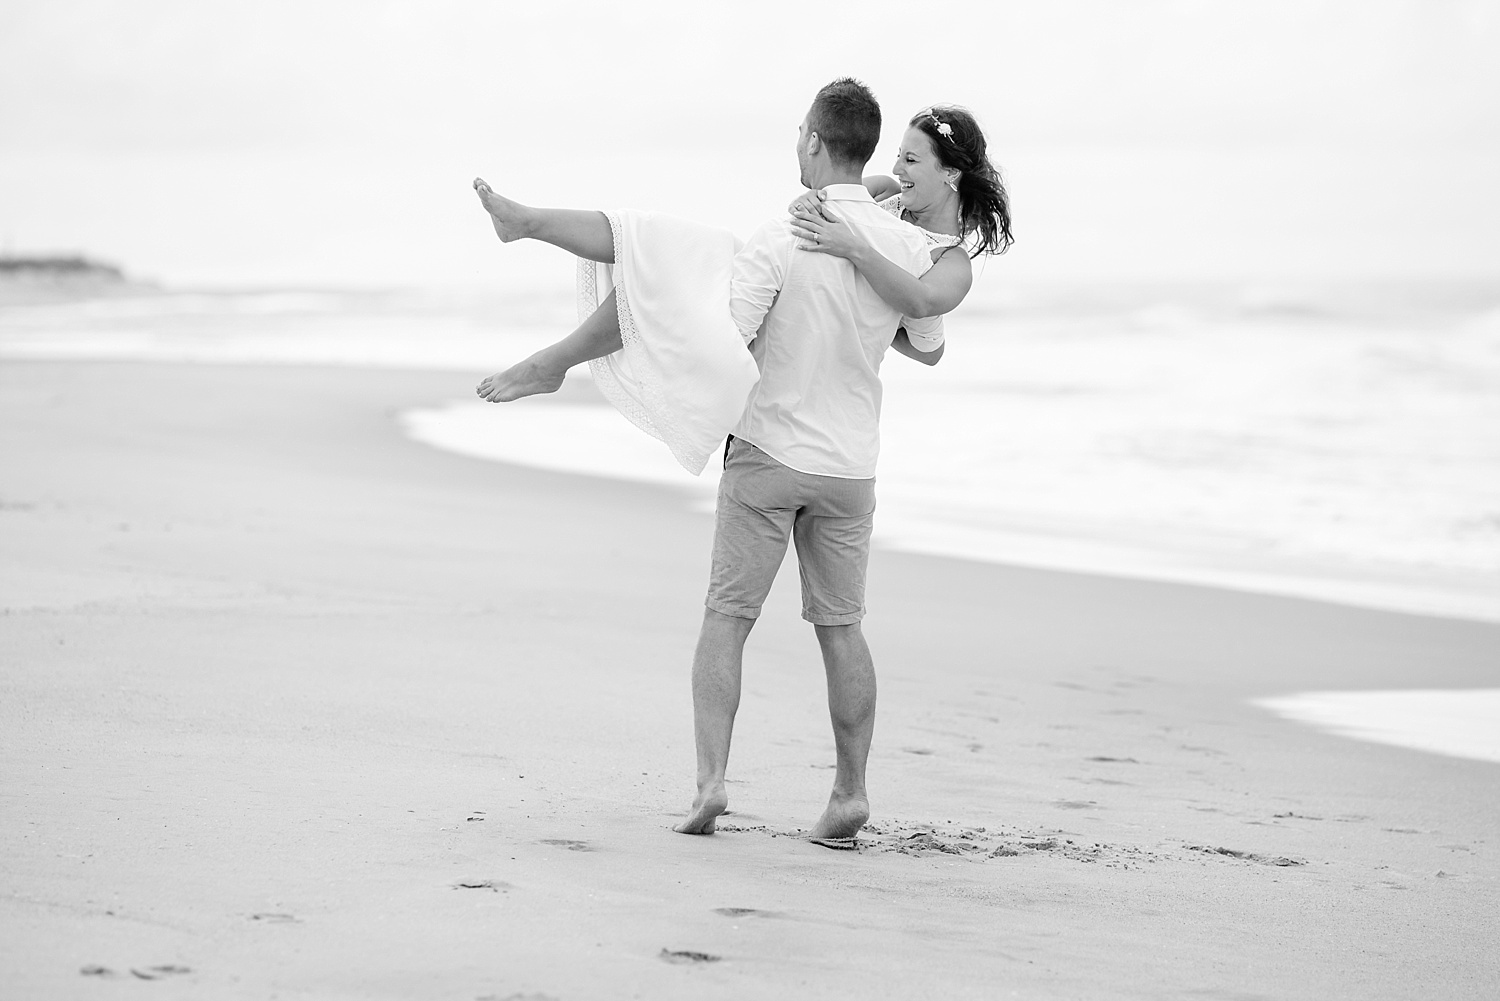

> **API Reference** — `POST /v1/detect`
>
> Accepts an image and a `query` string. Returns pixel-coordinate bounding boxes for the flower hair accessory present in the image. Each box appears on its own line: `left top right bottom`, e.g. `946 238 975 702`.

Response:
925 108 955 141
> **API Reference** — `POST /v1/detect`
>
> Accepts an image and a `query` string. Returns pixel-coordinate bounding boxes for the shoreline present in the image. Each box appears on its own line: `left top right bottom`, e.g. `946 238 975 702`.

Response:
3 359 1498 998
6 280 1496 628
402 397 1500 626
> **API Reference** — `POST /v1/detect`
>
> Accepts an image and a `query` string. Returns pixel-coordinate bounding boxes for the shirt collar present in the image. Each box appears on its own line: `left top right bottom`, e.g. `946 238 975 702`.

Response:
821 183 875 202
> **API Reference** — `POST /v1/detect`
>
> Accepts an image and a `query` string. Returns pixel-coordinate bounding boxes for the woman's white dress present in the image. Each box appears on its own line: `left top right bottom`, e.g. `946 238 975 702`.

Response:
577 210 759 475
575 197 958 475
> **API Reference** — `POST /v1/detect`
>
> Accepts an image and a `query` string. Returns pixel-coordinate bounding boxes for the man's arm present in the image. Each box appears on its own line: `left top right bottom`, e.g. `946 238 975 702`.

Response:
894 288 946 366
728 221 788 344
891 327 944 366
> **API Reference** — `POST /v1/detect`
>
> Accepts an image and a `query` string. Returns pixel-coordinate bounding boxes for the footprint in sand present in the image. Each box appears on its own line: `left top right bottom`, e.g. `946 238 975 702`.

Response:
827 820 1180 868
1053 799 1099 810
1186 844 1304 867
538 839 594 852
660 949 721 965
130 965 192 980
453 880 513 892
249 912 300 923
713 907 778 918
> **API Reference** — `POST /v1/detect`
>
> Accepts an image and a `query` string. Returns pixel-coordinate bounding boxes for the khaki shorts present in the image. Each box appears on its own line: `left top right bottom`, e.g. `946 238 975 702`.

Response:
705 437 876 626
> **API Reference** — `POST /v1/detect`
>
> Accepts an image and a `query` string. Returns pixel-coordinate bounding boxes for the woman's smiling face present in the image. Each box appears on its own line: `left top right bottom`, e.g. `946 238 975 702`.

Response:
892 126 950 213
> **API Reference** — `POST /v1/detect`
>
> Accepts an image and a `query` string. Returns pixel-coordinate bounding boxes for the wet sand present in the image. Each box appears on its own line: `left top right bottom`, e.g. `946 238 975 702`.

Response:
3 360 1497 999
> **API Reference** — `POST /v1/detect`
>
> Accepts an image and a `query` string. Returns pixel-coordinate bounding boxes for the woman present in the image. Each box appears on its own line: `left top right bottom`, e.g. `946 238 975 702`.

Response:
787 104 1013 318
472 105 1012 473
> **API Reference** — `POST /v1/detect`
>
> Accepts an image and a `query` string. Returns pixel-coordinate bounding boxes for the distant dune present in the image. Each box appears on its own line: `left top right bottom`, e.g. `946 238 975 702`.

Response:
0 255 155 304
0 254 123 279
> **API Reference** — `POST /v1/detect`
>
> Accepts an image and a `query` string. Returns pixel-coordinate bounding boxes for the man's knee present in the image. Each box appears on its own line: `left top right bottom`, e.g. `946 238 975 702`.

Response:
814 620 865 650
703 606 757 638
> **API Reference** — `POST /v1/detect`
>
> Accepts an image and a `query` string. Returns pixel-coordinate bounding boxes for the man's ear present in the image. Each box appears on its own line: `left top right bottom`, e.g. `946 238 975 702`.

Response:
806 131 821 158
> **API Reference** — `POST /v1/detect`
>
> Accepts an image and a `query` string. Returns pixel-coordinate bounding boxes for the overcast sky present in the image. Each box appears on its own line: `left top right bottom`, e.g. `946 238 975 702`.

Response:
3 0 1497 287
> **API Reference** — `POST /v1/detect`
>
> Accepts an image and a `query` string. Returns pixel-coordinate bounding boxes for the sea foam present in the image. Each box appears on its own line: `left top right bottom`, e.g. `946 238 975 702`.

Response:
1255 690 1500 765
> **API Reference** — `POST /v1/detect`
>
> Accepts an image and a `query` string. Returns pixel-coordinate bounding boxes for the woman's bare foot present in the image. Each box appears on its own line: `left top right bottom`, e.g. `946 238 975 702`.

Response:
808 791 869 840
472 178 535 243
475 356 565 402
673 784 728 835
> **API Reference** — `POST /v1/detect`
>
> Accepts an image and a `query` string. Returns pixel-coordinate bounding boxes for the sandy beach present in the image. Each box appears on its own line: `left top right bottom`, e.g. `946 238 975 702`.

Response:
3 358 1498 999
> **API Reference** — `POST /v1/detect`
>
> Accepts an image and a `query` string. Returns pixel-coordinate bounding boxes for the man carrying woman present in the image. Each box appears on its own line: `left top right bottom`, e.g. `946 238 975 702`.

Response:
472 77 1011 841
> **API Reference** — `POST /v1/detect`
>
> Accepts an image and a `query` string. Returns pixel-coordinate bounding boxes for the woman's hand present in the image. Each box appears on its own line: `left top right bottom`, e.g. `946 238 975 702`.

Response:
790 203 869 261
787 188 828 218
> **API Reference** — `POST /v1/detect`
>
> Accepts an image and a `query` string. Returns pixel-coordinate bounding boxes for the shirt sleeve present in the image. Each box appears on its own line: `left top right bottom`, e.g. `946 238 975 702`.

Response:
902 313 945 350
729 221 788 345
901 243 944 349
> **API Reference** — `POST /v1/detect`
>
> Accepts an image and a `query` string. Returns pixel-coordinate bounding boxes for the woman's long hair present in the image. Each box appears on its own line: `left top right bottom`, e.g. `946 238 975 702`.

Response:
910 106 1014 257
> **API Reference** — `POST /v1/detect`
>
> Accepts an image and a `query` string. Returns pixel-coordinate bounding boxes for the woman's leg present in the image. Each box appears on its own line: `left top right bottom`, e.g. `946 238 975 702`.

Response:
473 178 615 263
475 288 624 402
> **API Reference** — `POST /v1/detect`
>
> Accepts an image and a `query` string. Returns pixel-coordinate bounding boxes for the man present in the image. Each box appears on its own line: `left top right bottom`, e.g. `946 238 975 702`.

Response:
675 78 944 840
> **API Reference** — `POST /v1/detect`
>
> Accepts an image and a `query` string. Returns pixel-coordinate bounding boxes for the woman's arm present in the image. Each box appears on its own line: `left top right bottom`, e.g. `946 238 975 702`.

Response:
863 174 901 201
791 205 973 317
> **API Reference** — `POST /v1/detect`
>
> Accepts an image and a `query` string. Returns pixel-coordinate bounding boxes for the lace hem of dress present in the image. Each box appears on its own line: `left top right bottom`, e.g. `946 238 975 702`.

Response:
580 211 714 474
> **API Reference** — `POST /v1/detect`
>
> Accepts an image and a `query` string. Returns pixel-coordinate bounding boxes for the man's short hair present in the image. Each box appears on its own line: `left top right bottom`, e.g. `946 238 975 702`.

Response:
807 78 881 169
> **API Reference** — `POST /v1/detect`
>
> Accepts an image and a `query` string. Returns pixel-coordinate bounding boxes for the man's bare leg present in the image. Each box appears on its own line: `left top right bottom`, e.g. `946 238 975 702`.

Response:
674 608 756 835
475 288 624 402
809 622 876 840
472 178 615 262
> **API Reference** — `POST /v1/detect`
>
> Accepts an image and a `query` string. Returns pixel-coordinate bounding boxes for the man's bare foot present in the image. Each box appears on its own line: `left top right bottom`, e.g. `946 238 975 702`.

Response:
475 357 565 402
808 791 870 840
673 784 728 835
472 178 535 243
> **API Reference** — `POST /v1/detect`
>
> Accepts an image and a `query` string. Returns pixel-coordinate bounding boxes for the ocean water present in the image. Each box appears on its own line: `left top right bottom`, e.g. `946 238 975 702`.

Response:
1255 690 1500 765
5 280 1498 765
4 279 1498 624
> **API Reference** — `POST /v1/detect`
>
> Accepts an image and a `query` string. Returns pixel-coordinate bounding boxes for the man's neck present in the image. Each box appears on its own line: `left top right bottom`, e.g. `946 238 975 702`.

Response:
806 163 864 189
